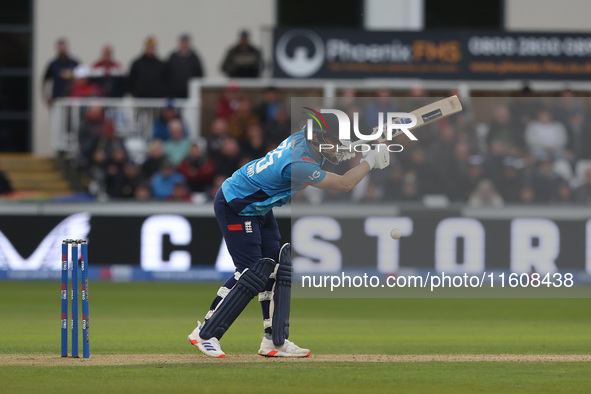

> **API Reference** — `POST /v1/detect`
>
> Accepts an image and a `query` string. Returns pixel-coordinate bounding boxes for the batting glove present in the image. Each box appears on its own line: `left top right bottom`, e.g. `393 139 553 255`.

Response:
360 144 390 170
335 148 356 163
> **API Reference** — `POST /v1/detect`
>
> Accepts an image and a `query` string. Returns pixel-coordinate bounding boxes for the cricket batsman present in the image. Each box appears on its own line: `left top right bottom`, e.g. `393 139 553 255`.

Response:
188 118 390 357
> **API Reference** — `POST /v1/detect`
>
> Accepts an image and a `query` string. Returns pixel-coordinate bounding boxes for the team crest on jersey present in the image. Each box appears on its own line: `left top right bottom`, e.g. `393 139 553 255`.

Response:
244 221 253 233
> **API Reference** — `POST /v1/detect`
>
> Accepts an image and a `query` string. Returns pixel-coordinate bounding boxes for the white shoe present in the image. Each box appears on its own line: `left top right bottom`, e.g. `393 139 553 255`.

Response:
258 336 311 357
187 321 226 358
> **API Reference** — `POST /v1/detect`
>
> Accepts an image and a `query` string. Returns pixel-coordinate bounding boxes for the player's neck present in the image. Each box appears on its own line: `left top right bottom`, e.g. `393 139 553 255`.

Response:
310 144 323 160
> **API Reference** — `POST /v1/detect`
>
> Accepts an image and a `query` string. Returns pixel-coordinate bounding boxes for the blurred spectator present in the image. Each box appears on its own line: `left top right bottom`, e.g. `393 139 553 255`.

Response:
42 38 79 105
455 155 486 201
552 89 584 125
468 179 504 207
127 36 167 98
556 180 573 204
163 119 191 165
90 45 125 97
255 87 280 124
152 100 187 141
87 129 127 196
363 89 396 131
0 164 12 194
519 185 535 204
428 124 456 194
531 158 565 203
214 138 241 177
574 168 591 204
382 163 404 201
358 180 382 203
447 88 475 128
151 160 185 200
120 163 142 199
525 107 569 161
78 104 113 168
227 98 260 142
178 142 216 193
241 124 267 161
337 88 359 114
565 111 591 160
141 140 166 181
166 33 204 98
69 65 104 98
520 152 538 180
334 89 362 142
207 117 229 160
104 148 136 199
88 149 108 195
511 84 543 129
403 147 439 196
486 103 523 155
447 141 470 201
216 84 242 119
483 140 508 187
407 85 430 109
167 182 191 202
496 158 524 203
104 146 126 175
134 183 152 201
399 174 421 202
221 30 262 78
264 105 291 148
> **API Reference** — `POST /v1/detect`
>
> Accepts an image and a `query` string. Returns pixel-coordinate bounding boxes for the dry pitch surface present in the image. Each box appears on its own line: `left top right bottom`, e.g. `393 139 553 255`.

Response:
1 354 590 366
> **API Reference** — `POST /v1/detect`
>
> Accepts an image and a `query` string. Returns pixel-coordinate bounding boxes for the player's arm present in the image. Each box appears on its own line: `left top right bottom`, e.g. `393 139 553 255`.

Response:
313 144 389 192
313 162 371 192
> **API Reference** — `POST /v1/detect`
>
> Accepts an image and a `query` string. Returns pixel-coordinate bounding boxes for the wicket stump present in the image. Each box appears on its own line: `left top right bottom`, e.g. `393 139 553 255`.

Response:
61 239 90 358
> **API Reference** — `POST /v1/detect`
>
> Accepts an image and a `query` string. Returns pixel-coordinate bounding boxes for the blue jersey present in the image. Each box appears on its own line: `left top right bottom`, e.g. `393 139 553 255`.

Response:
222 130 326 216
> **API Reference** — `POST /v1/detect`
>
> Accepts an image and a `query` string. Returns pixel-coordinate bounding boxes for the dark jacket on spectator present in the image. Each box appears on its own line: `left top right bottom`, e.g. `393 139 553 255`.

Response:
496 169 523 203
127 55 167 98
166 50 204 98
141 156 165 181
43 56 79 99
221 44 262 78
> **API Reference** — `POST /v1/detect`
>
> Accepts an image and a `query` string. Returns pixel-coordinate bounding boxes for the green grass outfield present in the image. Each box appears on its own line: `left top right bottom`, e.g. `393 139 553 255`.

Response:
1 282 590 393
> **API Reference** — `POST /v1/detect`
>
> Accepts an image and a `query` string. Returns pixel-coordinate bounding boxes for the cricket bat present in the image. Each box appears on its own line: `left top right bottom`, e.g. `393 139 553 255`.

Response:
352 95 463 145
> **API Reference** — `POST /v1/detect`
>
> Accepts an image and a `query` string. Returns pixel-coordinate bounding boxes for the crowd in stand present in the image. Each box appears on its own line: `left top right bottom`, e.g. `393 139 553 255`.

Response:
39 34 591 206
72 85 591 206
328 87 591 207
76 85 289 202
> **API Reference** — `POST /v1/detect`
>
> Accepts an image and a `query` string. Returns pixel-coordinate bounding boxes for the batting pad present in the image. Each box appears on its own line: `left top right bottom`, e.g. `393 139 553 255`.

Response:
272 243 292 346
199 258 276 340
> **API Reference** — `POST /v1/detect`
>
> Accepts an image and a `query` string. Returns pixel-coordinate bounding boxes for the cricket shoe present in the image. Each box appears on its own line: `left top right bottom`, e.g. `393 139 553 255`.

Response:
187 321 226 358
258 336 311 357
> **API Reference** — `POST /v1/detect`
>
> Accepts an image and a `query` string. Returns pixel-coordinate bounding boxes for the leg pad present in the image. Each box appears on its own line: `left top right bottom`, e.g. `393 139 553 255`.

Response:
200 258 276 340
272 243 292 346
